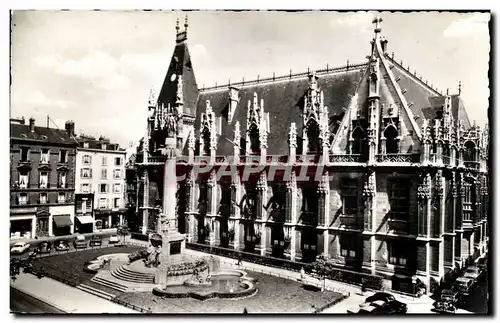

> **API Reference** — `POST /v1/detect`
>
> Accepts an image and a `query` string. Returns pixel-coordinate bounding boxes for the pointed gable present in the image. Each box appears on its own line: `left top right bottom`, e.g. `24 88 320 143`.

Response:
157 19 198 118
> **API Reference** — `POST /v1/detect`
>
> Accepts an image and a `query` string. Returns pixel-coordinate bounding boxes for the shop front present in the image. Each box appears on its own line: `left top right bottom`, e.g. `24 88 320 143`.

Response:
94 210 123 230
10 212 36 240
53 214 73 236
75 215 94 234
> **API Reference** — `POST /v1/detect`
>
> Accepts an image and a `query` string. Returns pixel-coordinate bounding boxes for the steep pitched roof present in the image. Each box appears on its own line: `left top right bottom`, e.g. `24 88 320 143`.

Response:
190 66 366 156
424 95 472 128
157 40 198 117
10 124 76 146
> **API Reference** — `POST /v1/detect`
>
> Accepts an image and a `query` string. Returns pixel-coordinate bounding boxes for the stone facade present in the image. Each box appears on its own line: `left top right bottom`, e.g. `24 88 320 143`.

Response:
133 17 490 294
10 118 77 238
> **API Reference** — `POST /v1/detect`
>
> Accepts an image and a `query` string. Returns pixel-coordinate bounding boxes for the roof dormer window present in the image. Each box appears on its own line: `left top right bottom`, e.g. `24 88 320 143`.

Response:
83 142 89 148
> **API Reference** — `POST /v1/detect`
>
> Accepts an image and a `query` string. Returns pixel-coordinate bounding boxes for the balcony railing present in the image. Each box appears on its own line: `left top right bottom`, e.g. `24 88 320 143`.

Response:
147 155 166 164
265 155 289 164
339 215 358 229
376 153 420 163
296 155 321 164
464 161 479 170
329 154 362 163
388 219 409 235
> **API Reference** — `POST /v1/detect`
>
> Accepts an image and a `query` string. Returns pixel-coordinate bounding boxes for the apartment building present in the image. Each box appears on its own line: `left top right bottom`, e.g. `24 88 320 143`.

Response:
10 118 77 238
75 135 127 233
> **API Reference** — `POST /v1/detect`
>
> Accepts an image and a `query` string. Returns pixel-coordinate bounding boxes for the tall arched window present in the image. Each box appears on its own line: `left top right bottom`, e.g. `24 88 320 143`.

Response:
202 128 210 156
249 125 260 155
351 127 364 155
463 141 476 162
369 74 377 94
307 120 320 153
384 126 399 154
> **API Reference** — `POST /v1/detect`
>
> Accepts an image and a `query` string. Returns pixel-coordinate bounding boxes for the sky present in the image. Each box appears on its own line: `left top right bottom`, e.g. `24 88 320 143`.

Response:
10 11 490 148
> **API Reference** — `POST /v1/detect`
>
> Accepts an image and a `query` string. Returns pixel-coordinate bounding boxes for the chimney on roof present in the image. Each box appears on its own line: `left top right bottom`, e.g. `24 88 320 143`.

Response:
65 120 75 137
29 117 35 132
21 117 25 125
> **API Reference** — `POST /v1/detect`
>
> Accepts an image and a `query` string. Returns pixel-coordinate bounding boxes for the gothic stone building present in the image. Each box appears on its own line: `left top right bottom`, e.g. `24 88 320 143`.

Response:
134 18 490 293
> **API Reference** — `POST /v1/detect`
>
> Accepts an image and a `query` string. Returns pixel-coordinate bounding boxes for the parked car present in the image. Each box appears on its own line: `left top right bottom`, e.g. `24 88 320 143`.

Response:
477 257 487 272
89 235 102 247
433 300 456 314
440 289 458 304
10 242 30 254
356 300 401 314
455 277 474 296
362 292 408 313
36 241 52 254
55 239 70 251
464 265 483 281
74 235 88 249
109 235 120 244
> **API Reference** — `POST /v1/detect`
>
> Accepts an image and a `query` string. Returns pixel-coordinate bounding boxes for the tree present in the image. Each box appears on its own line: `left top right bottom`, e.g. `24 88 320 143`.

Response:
117 224 130 245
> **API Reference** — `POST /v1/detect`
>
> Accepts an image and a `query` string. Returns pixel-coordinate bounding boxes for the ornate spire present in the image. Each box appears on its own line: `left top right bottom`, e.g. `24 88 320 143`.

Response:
148 87 156 107
288 123 297 148
234 121 241 145
176 74 183 106
175 17 180 33
458 81 462 95
184 15 188 33
373 16 383 34
188 128 195 151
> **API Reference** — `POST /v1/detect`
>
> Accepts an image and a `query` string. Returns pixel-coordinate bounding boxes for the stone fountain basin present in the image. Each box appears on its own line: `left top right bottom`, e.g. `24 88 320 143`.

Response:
84 253 130 273
153 269 257 300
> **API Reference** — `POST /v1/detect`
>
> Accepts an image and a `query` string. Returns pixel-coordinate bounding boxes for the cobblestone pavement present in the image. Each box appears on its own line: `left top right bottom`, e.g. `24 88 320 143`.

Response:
10 272 137 314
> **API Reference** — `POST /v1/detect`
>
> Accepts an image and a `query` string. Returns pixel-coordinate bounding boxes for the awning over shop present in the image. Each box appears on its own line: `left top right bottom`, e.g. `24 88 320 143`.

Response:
53 215 73 227
76 215 94 224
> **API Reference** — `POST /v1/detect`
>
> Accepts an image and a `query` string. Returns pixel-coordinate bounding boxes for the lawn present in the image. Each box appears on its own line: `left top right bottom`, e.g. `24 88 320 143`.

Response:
31 245 142 286
116 271 346 314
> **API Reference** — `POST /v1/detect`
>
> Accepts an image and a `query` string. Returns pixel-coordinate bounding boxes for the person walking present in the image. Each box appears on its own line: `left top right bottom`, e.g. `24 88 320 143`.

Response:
300 266 306 282
236 254 243 267
243 307 248 314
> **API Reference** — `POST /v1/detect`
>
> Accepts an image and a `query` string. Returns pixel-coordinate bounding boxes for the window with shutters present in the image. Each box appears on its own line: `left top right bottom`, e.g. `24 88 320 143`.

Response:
81 168 92 179
18 171 29 189
113 183 121 193
39 171 48 189
100 184 108 193
82 155 92 165
58 192 66 204
115 157 122 166
101 168 107 179
39 193 47 204
18 193 27 205
59 172 67 188
99 198 107 209
81 183 90 193
102 156 107 165
113 169 121 179
114 198 120 208
40 149 50 164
